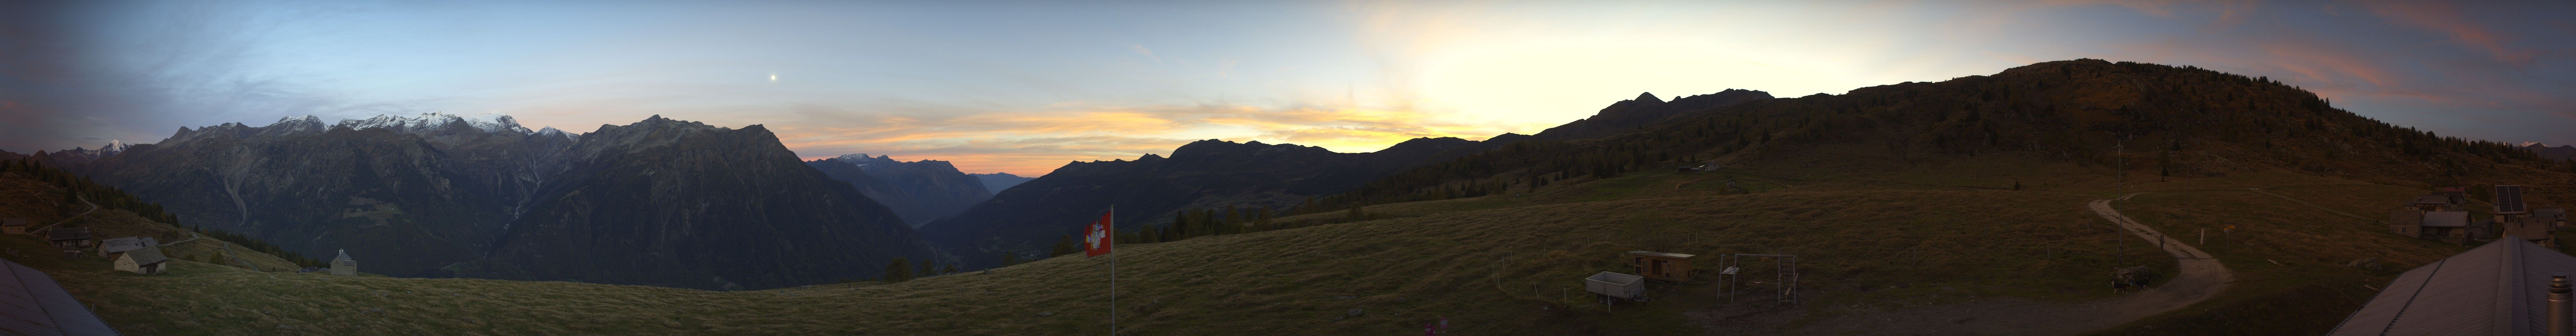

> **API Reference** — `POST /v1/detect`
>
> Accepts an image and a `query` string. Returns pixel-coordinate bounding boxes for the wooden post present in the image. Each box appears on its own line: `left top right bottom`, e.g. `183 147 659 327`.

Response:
2200 228 2205 245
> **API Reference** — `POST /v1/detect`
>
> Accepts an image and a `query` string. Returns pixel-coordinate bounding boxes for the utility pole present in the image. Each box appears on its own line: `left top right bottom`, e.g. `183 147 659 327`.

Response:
2115 136 2129 199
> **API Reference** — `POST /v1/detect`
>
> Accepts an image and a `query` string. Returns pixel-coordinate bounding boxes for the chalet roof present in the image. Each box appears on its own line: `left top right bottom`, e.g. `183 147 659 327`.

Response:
100 237 147 254
2410 195 2455 205
0 258 121 335
2424 211 2472 227
2329 238 2576 336
2390 210 2425 226
0 218 23 227
334 249 354 262
1627 251 1696 259
122 247 167 266
45 228 88 241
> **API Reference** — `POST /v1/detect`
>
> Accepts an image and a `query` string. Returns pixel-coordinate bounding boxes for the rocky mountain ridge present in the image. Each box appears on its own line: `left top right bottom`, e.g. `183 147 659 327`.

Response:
806 154 993 226
968 172 1038 193
916 136 1484 269
48 113 932 289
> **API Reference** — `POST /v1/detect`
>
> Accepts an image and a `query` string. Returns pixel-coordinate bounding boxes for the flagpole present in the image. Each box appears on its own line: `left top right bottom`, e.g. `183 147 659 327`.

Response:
1109 204 1116 336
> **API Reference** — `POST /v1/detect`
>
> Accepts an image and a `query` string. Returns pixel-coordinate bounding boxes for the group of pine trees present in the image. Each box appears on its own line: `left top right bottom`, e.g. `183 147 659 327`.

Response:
0 158 324 267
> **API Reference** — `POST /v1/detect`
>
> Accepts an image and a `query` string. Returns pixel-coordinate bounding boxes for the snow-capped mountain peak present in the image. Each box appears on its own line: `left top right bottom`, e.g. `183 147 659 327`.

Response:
333 112 536 135
258 116 330 136
99 140 130 157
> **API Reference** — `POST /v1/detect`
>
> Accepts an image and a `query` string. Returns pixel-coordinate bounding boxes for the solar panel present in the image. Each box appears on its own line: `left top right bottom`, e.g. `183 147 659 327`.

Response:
2495 185 2527 214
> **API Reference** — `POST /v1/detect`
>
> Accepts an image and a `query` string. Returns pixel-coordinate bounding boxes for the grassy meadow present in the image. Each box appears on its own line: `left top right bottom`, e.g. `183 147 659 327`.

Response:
4 149 2556 335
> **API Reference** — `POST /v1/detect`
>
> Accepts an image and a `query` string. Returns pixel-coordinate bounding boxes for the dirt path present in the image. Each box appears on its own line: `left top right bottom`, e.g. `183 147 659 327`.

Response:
1786 193 2232 336
24 194 98 236
158 232 201 246
2245 187 2384 223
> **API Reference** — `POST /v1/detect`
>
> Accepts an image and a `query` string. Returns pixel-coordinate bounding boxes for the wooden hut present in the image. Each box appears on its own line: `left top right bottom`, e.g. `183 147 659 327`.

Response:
1 218 25 235
2424 211 2472 244
2507 217 2556 247
2404 195 2454 211
2389 210 2425 237
2537 208 2567 227
44 228 91 249
114 246 168 275
1627 251 1697 282
2435 186 2468 204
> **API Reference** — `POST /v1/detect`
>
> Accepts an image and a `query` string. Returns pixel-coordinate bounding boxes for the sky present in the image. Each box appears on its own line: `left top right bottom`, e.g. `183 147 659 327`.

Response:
2 1 2570 176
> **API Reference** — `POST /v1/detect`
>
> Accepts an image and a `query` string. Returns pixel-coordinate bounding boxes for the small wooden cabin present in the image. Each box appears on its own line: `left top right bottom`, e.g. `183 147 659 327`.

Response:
1627 251 1697 282
2435 187 2468 204
2507 217 2557 247
114 246 168 275
2425 211 2472 244
45 228 91 249
1 218 26 235
2389 210 2425 237
2405 195 2454 211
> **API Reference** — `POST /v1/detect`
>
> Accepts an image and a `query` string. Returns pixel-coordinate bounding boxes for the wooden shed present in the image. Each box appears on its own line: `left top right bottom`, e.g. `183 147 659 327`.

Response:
1627 251 1697 282
2405 195 2454 211
45 227 91 249
0 218 25 235
2508 217 2557 247
2389 210 2425 237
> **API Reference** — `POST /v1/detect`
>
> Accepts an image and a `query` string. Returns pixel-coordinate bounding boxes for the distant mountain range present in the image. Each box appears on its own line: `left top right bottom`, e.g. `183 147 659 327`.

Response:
968 173 1038 193
914 88 1775 269
2527 143 2576 160
806 154 992 226
34 113 933 290
1323 59 2575 211
1524 89 1773 142
917 137 1494 268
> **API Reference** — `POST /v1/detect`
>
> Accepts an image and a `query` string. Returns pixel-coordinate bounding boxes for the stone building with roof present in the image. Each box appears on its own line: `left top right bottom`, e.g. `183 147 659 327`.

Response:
331 249 357 276
114 246 169 275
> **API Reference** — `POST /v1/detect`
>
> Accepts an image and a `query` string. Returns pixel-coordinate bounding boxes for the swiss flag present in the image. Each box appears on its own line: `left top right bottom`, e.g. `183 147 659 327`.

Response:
1084 210 1114 257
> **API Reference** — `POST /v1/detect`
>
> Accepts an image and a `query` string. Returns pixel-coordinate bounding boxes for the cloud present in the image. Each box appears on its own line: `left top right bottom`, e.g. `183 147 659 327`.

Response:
2360 1 2533 64
0 2 396 153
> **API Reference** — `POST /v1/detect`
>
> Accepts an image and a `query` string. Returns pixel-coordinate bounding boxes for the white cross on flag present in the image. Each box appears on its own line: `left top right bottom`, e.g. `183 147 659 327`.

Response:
1084 210 1114 257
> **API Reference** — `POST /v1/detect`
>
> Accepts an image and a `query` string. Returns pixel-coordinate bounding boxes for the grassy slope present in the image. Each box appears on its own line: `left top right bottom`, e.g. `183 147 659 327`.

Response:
22 147 2558 335
31 152 2143 335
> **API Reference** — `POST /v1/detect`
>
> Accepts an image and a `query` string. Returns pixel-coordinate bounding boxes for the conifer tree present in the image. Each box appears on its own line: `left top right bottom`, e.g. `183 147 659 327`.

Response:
882 258 913 283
